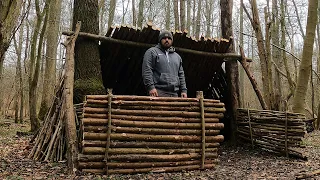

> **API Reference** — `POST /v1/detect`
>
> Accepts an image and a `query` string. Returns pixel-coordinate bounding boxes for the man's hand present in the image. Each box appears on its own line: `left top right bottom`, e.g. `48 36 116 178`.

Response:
149 88 158 97
181 92 187 98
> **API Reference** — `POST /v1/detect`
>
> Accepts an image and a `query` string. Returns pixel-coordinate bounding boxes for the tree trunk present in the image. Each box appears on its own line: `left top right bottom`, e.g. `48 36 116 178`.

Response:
132 0 136 26
165 0 171 30
192 0 196 35
137 0 144 28
174 0 180 30
220 0 239 141
239 0 244 107
0 0 23 115
205 0 212 37
292 0 305 39
195 0 201 38
108 0 117 28
99 0 106 34
243 0 271 109
180 0 186 31
186 0 191 33
73 0 104 104
272 0 282 110
292 0 318 113
13 18 25 123
39 0 62 121
29 0 51 132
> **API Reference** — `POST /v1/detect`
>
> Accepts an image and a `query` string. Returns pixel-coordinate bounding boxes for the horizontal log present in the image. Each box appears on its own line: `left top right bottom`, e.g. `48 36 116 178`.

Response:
86 104 226 113
83 125 221 135
238 133 301 148
81 164 216 174
84 107 224 118
78 153 218 162
83 114 220 123
79 159 219 169
82 147 218 155
82 118 224 130
237 129 303 141
82 141 220 149
83 132 224 143
86 99 225 107
86 95 220 103
237 126 306 136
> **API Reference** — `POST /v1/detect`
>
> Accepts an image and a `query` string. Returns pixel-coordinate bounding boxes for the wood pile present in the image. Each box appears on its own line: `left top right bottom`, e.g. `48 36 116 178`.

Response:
236 108 307 159
29 77 67 161
78 93 225 174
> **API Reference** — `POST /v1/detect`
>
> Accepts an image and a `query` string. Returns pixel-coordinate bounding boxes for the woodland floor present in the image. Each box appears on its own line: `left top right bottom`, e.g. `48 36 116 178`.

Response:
0 118 320 180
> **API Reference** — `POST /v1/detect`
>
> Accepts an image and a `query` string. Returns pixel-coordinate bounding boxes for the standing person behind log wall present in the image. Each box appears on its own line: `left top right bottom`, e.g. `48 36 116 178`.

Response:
142 30 188 97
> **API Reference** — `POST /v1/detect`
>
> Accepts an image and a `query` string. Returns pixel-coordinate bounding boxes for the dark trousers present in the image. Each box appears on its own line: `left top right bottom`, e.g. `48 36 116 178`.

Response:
157 89 178 97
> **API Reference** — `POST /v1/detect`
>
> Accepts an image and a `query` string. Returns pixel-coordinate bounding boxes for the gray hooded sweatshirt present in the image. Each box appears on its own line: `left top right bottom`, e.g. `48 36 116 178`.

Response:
142 44 187 94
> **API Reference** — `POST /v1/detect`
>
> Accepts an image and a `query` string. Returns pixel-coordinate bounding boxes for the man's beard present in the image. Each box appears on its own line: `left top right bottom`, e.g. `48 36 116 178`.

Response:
161 41 171 49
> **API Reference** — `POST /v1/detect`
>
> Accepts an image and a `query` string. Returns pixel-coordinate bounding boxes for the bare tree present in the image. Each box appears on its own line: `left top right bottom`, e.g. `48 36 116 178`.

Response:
137 0 144 28
205 0 213 37
180 0 186 31
108 0 117 28
132 0 137 26
186 0 191 33
174 0 180 30
165 0 171 29
293 0 318 113
0 0 23 115
195 0 201 38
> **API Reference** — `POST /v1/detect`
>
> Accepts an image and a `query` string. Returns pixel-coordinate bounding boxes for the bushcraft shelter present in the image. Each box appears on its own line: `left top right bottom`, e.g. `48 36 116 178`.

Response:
99 23 239 136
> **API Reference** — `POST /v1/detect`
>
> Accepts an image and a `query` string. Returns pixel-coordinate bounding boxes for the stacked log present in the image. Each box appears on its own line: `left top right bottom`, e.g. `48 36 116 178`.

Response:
78 94 225 174
236 108 307 159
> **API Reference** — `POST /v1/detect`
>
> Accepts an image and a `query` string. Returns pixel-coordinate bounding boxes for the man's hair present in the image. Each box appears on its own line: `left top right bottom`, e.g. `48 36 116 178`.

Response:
158 30 173 42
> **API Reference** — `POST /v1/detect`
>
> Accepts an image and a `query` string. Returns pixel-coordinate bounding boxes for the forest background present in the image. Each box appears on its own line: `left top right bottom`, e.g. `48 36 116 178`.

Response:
0 0 318 132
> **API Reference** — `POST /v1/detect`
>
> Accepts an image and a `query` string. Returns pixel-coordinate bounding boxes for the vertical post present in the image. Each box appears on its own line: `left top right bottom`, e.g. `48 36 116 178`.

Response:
104 88 113 175
197 91 206 169
247 109 254 148
64 21 81 172
284 100 288 157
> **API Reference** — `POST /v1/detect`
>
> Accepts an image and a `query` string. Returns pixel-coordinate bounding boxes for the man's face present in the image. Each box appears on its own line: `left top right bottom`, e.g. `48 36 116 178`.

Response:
160 37 173 49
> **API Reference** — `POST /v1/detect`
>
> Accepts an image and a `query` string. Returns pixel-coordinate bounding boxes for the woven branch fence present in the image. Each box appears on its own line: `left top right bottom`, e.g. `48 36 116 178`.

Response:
236 108 307 159
77 91 225 175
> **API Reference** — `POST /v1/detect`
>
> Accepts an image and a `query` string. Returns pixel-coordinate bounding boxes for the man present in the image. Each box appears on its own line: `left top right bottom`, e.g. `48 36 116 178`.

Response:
142 30 187 97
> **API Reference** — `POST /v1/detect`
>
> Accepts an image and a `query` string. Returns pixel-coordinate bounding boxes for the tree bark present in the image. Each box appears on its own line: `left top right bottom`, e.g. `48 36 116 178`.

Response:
29 0 51 132
195 0 201 38
165 0 171 29
137 0 144 28
186 0 191 33
108 0 117 28
0 0 23 115
132 0 136 26
205 0 212 37
243 0 271 109
39 0 62 121
73 0 104 104
293 0 318 113
174 0 180 30
272 0 282 110
180 0 186 31
221 0 239 141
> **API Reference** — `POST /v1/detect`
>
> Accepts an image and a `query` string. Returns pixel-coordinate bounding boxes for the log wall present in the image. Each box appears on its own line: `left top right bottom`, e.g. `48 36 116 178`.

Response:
78 94 225 174
236 108 307 159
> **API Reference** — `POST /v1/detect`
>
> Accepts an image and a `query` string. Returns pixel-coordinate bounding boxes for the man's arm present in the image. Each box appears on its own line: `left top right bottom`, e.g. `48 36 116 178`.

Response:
178 58 187 96
142 49 156 92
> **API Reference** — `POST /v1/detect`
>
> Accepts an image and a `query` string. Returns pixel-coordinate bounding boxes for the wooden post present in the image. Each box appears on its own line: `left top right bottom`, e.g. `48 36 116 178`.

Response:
284 100 288 158
220 0 240 141
64 21 81 172
247 109 254 148
197 91 206 169
104 88 113 175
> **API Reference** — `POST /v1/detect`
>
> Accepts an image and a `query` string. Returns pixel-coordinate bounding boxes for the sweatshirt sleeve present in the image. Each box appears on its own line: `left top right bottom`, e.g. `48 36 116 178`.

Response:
178 58 187 93
142 48 155 91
